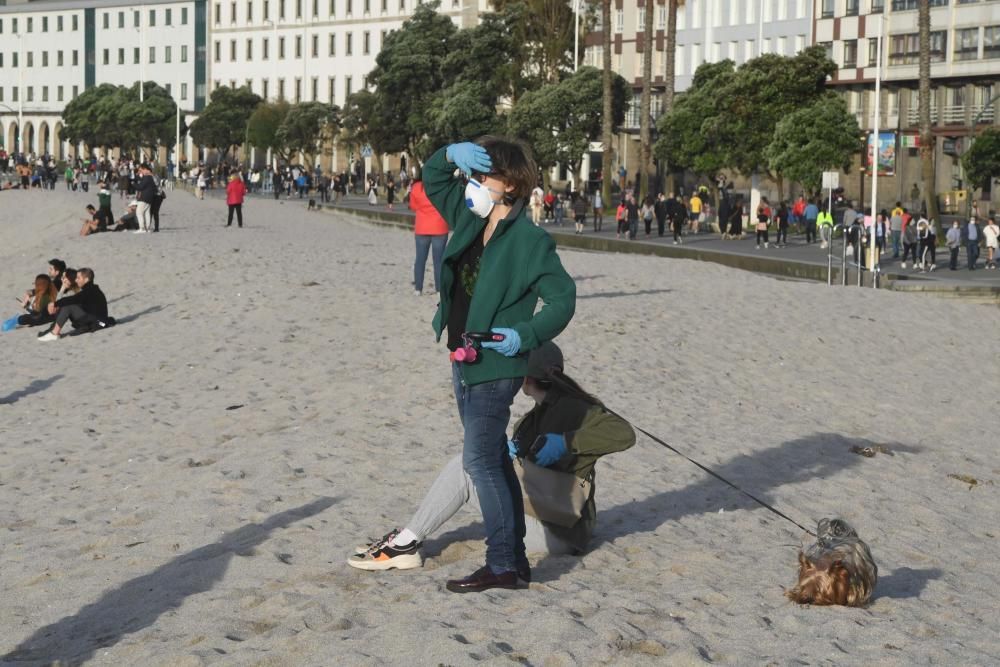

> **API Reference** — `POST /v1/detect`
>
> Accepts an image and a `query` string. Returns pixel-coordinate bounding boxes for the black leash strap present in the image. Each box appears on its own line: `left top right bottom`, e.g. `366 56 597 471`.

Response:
611 408 816 537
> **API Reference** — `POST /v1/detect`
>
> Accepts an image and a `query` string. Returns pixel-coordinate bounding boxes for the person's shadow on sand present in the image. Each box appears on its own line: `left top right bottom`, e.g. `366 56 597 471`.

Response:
1 497 337 665
0 374 63 404
529 432 919 583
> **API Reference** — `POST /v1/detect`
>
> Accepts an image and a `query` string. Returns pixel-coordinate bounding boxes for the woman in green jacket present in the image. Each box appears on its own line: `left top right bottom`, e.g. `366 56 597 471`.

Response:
404 137 575 593
348 343 633 573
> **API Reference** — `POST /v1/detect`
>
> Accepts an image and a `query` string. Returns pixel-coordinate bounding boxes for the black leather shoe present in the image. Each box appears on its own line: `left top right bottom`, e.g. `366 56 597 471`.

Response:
517 563 532 583
446 566 522 593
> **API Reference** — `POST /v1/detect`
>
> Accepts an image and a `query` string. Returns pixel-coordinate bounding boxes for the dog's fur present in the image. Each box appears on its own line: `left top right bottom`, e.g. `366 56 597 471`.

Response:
787 518 877 607
307 198 318 211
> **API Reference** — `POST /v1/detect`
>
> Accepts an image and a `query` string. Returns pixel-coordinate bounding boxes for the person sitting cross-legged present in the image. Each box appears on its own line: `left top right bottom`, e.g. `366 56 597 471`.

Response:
38 268 114 341
347 342 635 582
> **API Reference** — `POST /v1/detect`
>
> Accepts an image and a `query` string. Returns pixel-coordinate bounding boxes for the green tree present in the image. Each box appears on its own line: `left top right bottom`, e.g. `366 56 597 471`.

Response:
276 102 340 165
116 82 182 154
365 2 458 157
247 100 291 161
655 61 737 187
962 127 1000 192
188 85 262 157
423 81 507 155
491 0 575 85
509 66 627 185
765 93 862 196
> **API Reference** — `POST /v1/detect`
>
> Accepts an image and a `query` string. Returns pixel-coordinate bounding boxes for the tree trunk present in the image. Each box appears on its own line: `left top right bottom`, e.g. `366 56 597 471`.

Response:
918 0 938 223
663 0 680 193
638 0 655 201
601 0 614 206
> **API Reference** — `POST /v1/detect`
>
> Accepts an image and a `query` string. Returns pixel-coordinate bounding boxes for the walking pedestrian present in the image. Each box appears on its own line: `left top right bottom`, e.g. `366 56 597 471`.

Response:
572 193 588 234
817 205 834 248
966 217 981 270
592 189 604 232
655 192 669 238
626 194 639 241
803 198 818 243
984 217 999 269
408 170 448 296
641 196 655 236
150 178 166 232
775 202 789 247
946 220 962 270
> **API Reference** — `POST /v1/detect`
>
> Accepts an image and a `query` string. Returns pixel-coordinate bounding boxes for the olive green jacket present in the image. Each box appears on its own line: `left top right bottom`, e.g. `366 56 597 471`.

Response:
422 146 576 386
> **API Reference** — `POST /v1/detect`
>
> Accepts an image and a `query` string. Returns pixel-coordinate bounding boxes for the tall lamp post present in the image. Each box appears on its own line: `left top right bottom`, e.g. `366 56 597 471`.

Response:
869 13 884 288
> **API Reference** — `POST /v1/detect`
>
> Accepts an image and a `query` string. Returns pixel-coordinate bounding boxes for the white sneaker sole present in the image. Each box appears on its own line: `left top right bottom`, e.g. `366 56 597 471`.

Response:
347 552 422 571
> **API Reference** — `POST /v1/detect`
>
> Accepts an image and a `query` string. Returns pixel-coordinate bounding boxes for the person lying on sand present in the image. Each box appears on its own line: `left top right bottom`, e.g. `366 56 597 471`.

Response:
348 342 635 588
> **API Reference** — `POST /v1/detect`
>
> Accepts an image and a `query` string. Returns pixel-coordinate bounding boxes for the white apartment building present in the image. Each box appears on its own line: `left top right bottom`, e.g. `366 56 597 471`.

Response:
0 0 208 161
815 0 1000 210
583 0 814 188
207 0 488 170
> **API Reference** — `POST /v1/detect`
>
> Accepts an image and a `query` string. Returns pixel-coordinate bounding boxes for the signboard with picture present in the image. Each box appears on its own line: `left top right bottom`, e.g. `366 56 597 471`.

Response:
866 131 897 176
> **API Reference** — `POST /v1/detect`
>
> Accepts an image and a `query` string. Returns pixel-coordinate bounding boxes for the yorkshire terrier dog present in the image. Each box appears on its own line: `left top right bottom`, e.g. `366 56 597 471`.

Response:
787 518 877 607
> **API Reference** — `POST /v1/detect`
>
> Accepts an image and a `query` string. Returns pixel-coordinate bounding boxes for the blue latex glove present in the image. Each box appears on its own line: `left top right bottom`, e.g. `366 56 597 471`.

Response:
507 439 519 460
533 433 567 467
480 327 520 357
2 315 19 332
446 142 492 177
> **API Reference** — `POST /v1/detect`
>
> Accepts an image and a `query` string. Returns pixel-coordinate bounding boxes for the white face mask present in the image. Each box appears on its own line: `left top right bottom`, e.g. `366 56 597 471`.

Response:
464 179 503 218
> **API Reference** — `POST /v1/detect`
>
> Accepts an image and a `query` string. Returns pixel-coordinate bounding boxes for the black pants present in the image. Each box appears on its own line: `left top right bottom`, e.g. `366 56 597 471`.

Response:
756 229 769 245
902 242 919 263
673 220 683 242
151 199 162 232
227 204 243 227
593 210 603 232
949 246 960 269
776 225 788 245
656 216 665 236
273 187 280 200
920 238 936 265
56 304 98 331
18 312 54 327
805 220 817 243
644 217 652 235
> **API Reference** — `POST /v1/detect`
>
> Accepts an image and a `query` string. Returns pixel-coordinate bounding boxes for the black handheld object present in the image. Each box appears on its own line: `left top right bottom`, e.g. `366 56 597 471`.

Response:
464 331 506 342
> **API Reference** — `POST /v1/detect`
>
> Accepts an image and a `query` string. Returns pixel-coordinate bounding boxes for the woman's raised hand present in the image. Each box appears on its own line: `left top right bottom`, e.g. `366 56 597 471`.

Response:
446 143 492 178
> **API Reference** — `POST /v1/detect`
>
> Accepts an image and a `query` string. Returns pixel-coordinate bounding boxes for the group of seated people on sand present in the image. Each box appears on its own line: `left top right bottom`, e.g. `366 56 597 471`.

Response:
79 182 142 236
4 258 115 341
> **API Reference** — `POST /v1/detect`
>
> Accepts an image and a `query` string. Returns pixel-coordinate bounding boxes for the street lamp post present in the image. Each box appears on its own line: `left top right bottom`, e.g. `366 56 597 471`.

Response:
869 14 884 288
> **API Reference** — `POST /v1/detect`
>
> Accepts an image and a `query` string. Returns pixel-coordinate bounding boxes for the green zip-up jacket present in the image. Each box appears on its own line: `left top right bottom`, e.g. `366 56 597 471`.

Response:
423 146 576 386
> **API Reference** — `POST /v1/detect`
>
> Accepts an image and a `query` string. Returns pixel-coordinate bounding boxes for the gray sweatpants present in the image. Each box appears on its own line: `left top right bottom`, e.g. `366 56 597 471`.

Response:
406 455 574 555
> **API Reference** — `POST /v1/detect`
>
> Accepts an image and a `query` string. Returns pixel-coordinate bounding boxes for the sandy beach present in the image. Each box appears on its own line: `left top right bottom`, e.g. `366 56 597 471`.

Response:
1 186 999 666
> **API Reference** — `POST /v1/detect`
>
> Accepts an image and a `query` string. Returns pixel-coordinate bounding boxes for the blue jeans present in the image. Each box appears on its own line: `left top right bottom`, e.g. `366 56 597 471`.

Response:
451 363 526 573
891 230 901 257
414 234 447 292
967 241 980 269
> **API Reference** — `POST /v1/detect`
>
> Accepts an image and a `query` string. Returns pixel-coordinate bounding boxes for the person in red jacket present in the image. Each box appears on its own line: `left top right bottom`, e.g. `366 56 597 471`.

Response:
226 173 248 228
408 170 449 295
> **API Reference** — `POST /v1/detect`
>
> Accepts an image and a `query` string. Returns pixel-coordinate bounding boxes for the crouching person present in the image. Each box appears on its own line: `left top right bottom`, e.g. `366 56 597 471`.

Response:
348 342 635 579
38 268 115 341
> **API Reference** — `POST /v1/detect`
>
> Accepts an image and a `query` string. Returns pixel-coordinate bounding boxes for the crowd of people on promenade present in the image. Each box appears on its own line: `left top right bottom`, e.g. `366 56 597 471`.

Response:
3 258 114 341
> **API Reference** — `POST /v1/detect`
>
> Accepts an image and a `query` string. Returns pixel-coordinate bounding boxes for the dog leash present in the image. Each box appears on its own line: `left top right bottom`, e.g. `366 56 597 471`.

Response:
609 409 816 537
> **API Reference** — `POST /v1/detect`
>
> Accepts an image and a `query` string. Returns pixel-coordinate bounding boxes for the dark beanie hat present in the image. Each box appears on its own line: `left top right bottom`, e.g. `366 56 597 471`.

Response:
526 341 563 380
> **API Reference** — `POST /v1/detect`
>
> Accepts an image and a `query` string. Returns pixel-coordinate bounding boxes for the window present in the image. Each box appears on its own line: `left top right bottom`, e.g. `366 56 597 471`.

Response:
364 0 371 13
11 87 17 103
231 1 237 23
278 78 286 100
182 8 189 24
149 46 156 63
11 53 17 68
42 51 49 67
279 36 286 58
311 76 318 101
821 0 834 18
314 0 320 16
889 31 946 65
843 39 858 67
891 0 947 8
777 36 787 55
58 86 64 102
762 38 771 54
27 52 33 67
134 47 140 64
149 9 156 26
182 82 189 100
59 16 64 31
27 17 33 32
103 13 110 29
820 41 833 61
0 88 4 103
279 0 287 19
614 10 623 33
329 33 336 56
762 0 772 22
295 35 302 58
262 38 269 59
166 46 172 63
795 35 805 54
363 31 370 55
868 38 878 66
166 8 172 25
955 28 978 61
58 51 64 66
134 10 140 27
73 50 79 66
215 2 221 23
296 0 303 18
347 0 353 14
27 87 33 102
330 0 336 16
845 0 859 16
985 26 1000 59
215 42 221 63
262 79 269 99
399 0 405 10
381 0 387 11
346 32 353 55
166 83 172 97
119 12 125 28
312 34 319 57
182 45 189 62
777 0 787 20
329 76 335 104
230 39 237 61
118 48 124 64
73 85 79 99
264 0 270 20
246 39 253 60
346 75 352 98
103 49 110 65
637 10 645 32
745 40 755 62
871 0 884 12
43 86 48 102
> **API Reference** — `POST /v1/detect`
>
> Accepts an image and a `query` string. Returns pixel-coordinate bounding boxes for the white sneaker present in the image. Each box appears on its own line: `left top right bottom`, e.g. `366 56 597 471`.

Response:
764 242 769 248
133 228 145 234
900 262 906 269
38 331 60 342
929 264 936 272
413 289 421 296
